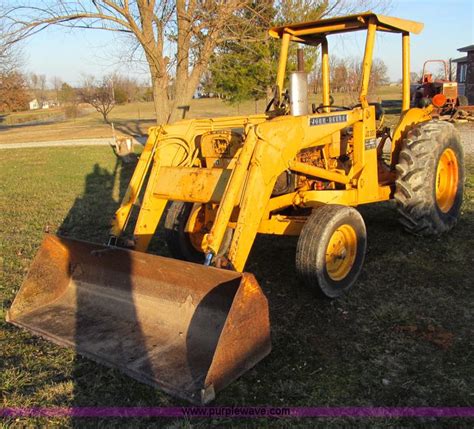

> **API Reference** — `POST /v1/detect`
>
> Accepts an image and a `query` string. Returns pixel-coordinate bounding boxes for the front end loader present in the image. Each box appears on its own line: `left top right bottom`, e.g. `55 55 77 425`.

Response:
8 12 465 404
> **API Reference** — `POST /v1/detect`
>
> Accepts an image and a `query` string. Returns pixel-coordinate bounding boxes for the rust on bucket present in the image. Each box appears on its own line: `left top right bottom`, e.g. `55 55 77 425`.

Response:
7 234 271 404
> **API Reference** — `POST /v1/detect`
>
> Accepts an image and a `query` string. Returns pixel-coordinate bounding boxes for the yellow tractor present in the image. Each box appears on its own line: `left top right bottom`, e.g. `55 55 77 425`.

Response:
7 12 464 404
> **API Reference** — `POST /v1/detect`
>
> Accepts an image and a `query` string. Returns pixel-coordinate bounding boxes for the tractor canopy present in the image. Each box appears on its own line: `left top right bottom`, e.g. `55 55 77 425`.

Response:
269 11 423 45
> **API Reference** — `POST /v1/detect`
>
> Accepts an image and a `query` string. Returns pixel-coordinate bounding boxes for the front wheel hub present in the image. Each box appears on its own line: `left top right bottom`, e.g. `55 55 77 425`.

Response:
325 224 357 281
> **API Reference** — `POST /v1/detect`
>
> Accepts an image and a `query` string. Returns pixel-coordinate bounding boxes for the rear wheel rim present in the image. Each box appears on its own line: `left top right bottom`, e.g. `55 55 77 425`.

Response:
325 224 357 281
436 148 458 213
187 207 206 253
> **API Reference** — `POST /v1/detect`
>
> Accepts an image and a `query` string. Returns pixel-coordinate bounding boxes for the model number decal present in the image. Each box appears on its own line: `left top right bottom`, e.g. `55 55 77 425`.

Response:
309 114 348 126
365 129 376 138
365 138 377 150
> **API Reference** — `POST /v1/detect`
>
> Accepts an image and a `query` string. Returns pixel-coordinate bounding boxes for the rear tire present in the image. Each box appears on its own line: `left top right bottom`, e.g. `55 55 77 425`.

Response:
164 202 232 263
164 202 204 263
296 205 367 298
395 120 464 235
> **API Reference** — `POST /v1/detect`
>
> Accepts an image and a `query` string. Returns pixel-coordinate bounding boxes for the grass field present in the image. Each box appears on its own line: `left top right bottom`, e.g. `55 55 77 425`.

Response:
0 85 403 145
0 108 66 126
0 99 266 145
0 142 472 427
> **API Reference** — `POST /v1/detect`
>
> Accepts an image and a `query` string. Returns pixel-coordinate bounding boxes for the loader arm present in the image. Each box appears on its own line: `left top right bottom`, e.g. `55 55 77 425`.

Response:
109 115 267 246
208 109 367 272
110 126 163 238
118 107 376 273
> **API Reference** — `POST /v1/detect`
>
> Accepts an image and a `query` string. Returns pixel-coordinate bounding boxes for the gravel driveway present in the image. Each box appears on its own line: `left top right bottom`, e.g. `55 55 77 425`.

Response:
0 138 115 150
0 136 147 150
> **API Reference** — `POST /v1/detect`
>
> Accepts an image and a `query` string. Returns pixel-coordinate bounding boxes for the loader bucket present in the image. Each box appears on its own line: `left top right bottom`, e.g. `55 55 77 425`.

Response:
7 234 271 404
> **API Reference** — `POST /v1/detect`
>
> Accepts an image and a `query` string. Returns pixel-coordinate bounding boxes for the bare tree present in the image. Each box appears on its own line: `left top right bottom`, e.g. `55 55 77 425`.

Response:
370 58 389 88
1 19 21 74
1 16 28 112
78 75 115 123
3 0 263 124
110 73 141 103
410 71 420 83
331 57 350 92
345 57 389 94
51 75 63 102
275 0 390 23
29 73 47 104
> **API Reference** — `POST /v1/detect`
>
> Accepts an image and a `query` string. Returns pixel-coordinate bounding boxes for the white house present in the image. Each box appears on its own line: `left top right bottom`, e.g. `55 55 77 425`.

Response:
29 99 40 110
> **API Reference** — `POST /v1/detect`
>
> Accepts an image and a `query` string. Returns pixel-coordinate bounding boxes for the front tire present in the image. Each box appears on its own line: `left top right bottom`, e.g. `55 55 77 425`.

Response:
296 205 367 298
395 120 464 235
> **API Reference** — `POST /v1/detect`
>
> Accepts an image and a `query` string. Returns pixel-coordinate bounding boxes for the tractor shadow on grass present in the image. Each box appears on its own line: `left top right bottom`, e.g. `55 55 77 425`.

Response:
113 120 153 144
56 156 175 422
57 153 216 425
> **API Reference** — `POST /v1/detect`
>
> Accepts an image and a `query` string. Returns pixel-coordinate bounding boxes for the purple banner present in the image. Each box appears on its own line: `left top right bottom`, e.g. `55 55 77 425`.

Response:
1 407 473 418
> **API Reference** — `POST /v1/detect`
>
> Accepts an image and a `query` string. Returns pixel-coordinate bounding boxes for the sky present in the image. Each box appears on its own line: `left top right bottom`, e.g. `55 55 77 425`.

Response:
21 0 474 87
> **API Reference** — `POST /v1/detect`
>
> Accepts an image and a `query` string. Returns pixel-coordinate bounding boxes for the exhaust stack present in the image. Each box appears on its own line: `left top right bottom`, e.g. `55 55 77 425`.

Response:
289 48 308 116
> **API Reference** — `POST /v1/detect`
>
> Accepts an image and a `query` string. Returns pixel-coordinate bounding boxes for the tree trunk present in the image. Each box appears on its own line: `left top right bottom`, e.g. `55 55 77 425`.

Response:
167 88 193 124
149 68 189 125
160 73 200 124
151 71 170 125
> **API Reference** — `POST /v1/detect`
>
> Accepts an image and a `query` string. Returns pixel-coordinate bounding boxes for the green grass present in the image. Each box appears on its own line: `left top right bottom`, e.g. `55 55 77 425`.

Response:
0 108 66 126
0 146 473 428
